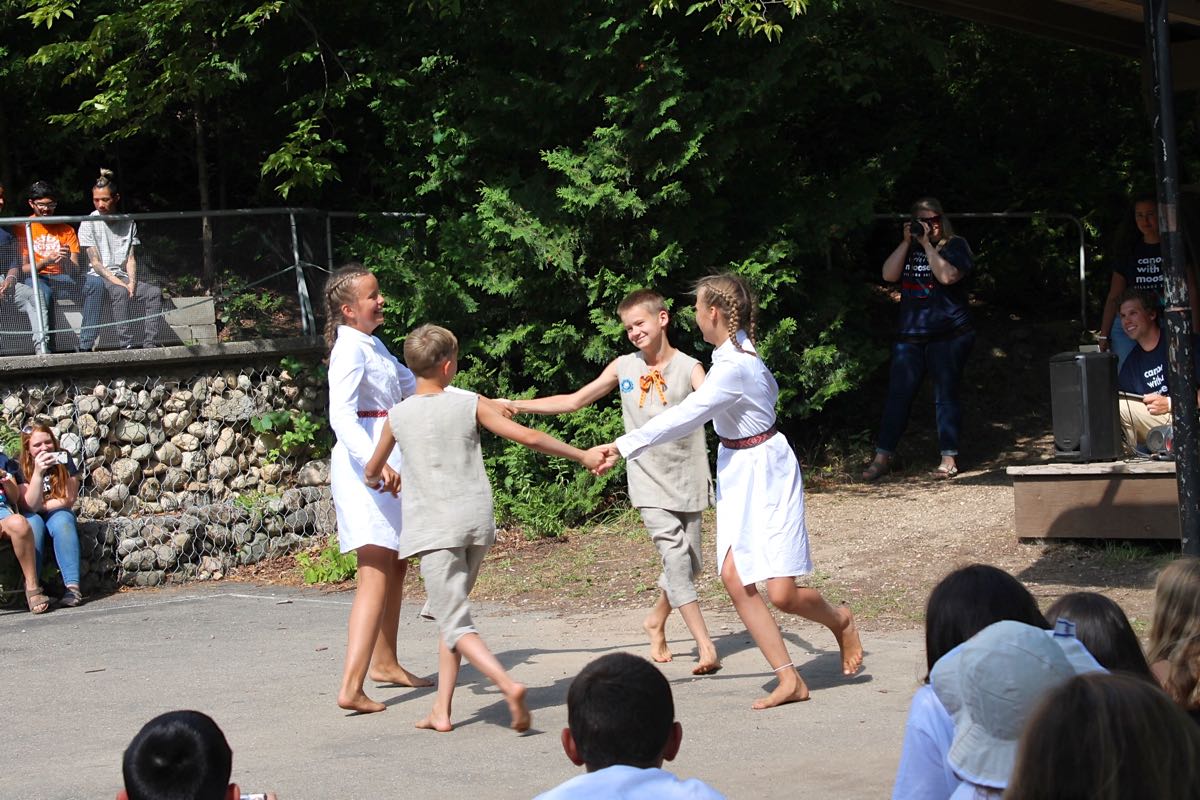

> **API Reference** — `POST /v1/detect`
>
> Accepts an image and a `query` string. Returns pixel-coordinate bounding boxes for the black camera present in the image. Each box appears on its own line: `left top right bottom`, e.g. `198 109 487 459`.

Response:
908 218 929 239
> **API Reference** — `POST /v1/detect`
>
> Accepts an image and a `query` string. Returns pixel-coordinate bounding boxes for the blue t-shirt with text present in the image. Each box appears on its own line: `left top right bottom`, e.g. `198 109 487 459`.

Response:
1118 329 1200 395
897 237 974 337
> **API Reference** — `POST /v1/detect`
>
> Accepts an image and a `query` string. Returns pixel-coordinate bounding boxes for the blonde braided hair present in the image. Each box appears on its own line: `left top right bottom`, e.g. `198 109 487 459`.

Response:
323 263 373 351
694 273 756 353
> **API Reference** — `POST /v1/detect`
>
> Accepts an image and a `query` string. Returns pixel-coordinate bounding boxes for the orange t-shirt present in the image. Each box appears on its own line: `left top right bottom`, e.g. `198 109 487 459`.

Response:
13 219 79 276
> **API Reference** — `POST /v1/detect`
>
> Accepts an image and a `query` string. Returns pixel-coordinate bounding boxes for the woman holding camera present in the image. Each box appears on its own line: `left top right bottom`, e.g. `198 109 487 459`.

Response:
862 197 975 481
16 422 84 607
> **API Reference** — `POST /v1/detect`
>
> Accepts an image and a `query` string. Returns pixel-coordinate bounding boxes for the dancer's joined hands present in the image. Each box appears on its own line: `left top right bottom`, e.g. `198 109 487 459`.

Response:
363 464 402 495
583 443 620 476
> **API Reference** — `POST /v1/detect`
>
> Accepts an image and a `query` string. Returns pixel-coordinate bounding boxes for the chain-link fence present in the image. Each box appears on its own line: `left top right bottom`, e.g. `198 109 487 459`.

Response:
0 344 332 597
0 209 426 356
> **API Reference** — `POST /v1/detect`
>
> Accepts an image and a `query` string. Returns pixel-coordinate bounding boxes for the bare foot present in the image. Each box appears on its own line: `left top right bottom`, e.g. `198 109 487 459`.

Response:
643 615 673 663
369 663 434 688
752 669 810 710
337 690 386 714
692 644 721 675
415 710 453 732
833 606 864 675
506 683 531 733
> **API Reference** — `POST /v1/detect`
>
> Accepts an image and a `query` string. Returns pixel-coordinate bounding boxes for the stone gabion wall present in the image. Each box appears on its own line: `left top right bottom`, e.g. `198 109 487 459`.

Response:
0 349 334 594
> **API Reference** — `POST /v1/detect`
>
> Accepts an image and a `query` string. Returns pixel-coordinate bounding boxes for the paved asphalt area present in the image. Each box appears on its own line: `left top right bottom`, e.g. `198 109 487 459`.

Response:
2 583 924 799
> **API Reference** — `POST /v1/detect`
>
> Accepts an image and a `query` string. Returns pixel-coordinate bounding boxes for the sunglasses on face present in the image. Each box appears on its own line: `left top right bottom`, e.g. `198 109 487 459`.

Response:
918 215 942 224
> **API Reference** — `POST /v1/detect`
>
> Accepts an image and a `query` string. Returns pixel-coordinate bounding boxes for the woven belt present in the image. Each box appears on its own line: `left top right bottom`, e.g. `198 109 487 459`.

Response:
357 410 388 418
719 424 778 450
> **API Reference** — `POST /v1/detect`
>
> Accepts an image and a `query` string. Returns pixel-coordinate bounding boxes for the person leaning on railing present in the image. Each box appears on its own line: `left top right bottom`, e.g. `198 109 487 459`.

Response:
11 422 85 608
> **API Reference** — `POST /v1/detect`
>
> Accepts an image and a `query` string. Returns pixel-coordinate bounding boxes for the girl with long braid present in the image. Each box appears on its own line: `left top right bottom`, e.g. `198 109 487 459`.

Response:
594 273 862 708
325 263 432 713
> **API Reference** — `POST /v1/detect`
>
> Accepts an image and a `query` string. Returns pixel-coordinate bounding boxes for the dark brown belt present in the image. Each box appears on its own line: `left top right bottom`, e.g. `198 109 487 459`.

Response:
719 424 778 450
357 410 388 418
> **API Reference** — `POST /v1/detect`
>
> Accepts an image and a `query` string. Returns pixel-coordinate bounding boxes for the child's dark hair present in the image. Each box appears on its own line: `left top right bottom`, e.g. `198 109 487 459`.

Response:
403 323 458 377
617 288 667 317
1045 592 1155 682
694 273 755 352
923 564 1049 677
122 710 232 800
27 179 56 201
567 652 674 770
322 262 373 351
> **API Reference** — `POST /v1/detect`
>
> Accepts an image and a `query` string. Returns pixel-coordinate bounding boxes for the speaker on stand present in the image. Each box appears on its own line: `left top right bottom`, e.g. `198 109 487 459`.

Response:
1049 351 1122 462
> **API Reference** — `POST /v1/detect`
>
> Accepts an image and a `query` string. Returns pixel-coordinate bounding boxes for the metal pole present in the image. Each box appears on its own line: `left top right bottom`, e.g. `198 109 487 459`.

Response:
289 212 315 337
325 213 334 271
22 222 49 355
1145 0 1200 555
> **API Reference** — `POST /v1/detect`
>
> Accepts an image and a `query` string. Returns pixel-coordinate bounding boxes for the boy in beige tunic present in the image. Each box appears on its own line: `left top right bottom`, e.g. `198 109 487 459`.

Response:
503 290 720 674
364 324 605 733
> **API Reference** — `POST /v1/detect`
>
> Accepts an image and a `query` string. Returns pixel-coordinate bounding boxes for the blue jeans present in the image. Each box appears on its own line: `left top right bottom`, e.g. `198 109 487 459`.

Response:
876 330 976 457
29 509 81 587
25 274 79 351
82 273 164 349
1110 323 1136 373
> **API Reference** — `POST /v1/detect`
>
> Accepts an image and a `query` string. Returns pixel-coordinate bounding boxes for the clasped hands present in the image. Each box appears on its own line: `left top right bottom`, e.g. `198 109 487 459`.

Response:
583 443 620 476
363 464 402 495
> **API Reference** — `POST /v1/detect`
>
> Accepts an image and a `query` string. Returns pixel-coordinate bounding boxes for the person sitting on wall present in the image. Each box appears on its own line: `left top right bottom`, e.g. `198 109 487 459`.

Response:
0 181 50 354
1115 288 1200 452
78 169 163 350
13 180 81 352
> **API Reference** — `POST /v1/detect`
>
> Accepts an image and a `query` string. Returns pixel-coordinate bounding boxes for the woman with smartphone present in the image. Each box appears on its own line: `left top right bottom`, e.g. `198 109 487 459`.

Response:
16 422 84 607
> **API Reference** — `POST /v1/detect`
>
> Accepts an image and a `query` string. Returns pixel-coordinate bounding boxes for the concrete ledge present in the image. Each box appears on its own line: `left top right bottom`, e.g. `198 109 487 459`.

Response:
1007 460 1180 539
0 336 324 376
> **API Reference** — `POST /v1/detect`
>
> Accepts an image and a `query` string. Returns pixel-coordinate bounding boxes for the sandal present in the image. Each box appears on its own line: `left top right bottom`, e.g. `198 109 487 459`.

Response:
24 586 50 615
59 586 84 608
934 463 960 479
861 459 891 482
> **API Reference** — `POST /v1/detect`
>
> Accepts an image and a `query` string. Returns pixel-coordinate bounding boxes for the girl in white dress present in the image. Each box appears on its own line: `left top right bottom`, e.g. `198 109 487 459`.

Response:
605 273 863 708
325 263 432 713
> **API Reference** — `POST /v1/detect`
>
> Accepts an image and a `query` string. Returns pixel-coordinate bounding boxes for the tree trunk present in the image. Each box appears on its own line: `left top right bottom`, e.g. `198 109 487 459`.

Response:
195 108 216 287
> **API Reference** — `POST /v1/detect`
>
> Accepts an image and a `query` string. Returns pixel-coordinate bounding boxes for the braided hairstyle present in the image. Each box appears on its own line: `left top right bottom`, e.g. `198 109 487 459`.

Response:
323 262 373 351
694 273 756 353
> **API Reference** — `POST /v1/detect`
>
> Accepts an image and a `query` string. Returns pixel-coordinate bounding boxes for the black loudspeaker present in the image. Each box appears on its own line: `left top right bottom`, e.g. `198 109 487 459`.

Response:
1049 351 1122 462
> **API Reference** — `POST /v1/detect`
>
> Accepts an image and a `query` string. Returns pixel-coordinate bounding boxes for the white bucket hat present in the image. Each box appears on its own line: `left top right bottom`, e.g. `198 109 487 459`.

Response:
930 619 1105 789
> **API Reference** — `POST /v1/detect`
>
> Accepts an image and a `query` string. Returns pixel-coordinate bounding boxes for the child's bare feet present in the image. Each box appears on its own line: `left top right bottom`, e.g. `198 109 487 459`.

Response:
752 667 810 710
643 614 673 663
369 663 434 687
693 644 721 675
337 690 386 714
506 683 531 732
833 606 864 675
415 710 453 732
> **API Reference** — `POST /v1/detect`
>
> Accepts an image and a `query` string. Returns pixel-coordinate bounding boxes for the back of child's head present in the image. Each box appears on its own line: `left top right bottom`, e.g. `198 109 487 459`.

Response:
322 262 373 351
1148 556 1200 709
1045 592 1155 681
693 273 755 347
567 652 673 770
404 323 458 378
1006 672 1200 800
924 563 1048 676
616 289 667 318
122 710 232 800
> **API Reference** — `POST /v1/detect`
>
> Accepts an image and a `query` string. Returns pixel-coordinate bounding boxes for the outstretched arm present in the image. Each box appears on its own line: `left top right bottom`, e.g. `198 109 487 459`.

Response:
508 360 620 415
478 397 605 472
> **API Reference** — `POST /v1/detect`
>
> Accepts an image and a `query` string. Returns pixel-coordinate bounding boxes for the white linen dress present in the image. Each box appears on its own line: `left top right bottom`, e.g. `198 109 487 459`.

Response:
327 325 415 553
615 332 812 584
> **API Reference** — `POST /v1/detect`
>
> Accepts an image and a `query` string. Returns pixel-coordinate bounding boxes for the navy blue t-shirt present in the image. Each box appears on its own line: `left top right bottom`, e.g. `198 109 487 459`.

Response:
897 237 974 337
1115 240 1165 298
0 228 17 273
1118 329 1200 395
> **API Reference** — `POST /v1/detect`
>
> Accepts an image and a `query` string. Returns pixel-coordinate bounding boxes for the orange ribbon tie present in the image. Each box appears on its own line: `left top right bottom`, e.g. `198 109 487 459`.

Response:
638 370 668 408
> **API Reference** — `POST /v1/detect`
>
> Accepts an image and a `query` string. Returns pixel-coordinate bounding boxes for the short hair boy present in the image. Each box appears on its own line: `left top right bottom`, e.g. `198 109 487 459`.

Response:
364 324 606 733
534 652 726 799
504 289 720 674
119 710 276 800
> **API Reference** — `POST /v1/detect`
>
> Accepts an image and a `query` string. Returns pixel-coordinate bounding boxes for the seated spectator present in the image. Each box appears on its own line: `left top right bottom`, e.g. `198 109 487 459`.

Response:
534 652 725 799
11 422 84 608
1005 672 1200 799
1147 557 1200 723
79 169 163 350
930 620 1104 799
1115 289 1200 451
0 457 49 613
1044 591 1155 681
0 181 49 354
119 709 278 800
13 180 81 352
892 564 1049 800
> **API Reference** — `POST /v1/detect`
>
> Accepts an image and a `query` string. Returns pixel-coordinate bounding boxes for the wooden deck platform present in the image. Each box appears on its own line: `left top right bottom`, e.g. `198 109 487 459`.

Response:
1007 460 1181 539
